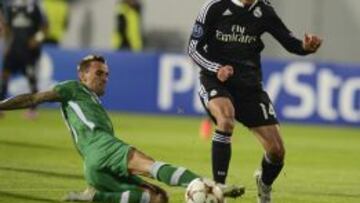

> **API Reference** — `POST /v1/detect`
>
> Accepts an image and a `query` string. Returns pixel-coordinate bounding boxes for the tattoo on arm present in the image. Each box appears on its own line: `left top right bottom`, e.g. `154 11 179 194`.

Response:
0 90 61 111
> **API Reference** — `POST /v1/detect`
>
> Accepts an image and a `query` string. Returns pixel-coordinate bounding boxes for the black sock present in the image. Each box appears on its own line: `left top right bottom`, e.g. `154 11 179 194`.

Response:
0 79 8 100
26 70 38 94
212 130 232 184
261 155 284 186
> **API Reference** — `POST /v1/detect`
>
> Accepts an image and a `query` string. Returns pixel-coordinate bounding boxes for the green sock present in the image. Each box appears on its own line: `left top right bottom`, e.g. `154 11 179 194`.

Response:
150 162 200 187
93 190 149 203
93 192 120 203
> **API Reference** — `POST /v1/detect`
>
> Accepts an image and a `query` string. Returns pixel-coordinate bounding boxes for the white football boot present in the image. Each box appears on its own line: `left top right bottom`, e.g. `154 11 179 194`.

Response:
62 187 96 202
255 170 272 203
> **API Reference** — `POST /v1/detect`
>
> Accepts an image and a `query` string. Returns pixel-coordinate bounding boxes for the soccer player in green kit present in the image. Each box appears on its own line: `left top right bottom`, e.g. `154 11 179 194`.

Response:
0 55 244 203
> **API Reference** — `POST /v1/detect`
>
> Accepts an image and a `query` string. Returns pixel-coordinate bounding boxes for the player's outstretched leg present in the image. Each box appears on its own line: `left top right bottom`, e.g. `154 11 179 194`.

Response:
128 149 200 188
149 161 245 198
149 161 199 187
128 149 245 199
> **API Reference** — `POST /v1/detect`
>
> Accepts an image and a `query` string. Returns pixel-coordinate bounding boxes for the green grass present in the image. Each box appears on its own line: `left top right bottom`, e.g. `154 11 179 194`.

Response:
0 109 359 203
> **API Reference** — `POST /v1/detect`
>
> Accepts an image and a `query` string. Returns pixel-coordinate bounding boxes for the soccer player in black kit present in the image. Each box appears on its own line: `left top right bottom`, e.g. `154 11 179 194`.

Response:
188 0 322 202
0 0 47 118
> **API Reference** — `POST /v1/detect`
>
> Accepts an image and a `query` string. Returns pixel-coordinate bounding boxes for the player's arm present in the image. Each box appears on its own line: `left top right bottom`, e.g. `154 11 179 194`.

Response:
188 1 225 75
265 7 322 55
29 2 48 48
0 90 61 111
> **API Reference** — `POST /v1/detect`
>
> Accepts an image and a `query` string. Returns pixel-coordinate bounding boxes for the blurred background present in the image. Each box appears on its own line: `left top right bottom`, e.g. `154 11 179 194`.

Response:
61 0 360 63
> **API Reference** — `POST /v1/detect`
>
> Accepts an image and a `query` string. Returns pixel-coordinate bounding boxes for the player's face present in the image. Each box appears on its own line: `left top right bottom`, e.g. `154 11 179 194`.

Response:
80 61 109 96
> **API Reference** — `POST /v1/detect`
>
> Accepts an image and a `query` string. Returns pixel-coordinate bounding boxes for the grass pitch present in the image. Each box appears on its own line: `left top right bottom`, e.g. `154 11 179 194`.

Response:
0 109 359 203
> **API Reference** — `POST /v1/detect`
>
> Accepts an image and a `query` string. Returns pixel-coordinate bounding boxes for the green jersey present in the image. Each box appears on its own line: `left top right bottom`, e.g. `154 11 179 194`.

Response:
54 80 115 157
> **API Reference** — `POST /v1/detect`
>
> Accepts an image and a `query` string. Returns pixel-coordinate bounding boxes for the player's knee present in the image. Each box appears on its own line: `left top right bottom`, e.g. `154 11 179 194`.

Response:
269 145 285 162
158 191 169 203
216 116 235 131
151 190 168 203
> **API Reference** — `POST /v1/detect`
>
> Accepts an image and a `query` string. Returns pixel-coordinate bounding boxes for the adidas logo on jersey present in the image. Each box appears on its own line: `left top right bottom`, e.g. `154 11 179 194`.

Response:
222 9 232 16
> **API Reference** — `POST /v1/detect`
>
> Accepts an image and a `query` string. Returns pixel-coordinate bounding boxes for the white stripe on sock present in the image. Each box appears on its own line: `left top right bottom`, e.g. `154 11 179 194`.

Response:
170 167 186 185
150 161 166 179
120 191 130 203
212 133 231 144
140 191 151 203
264 153 273 164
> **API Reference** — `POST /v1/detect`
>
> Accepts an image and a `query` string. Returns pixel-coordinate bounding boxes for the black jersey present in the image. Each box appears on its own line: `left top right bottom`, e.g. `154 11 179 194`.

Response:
3 0 47 51
188 0 311 88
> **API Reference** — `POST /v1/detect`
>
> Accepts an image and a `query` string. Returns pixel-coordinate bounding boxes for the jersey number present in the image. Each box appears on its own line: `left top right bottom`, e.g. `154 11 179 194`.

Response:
259 103 276 120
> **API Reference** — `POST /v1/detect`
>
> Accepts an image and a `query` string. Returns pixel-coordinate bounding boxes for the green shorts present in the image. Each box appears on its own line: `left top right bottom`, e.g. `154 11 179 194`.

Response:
83 135 145 192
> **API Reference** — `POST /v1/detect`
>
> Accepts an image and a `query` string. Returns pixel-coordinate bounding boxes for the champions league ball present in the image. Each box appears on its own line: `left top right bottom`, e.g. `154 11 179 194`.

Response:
185 178 224 203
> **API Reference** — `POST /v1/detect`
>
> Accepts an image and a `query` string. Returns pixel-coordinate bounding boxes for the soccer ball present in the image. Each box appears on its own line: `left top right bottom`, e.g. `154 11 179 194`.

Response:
185 178 224 203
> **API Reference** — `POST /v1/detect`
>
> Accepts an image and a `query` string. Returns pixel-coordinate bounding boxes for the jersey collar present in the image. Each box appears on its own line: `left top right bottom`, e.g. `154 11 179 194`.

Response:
231 0 245 7
80 84 102 104
231 0 259 10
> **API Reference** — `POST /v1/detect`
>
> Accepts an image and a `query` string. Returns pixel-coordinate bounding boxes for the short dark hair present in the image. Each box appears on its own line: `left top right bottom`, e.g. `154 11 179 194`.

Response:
77 54 107 72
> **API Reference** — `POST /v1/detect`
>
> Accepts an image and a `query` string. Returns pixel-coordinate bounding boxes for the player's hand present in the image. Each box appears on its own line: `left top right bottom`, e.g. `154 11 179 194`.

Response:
28 38 40 49
217 65 234 82
303 33 322 53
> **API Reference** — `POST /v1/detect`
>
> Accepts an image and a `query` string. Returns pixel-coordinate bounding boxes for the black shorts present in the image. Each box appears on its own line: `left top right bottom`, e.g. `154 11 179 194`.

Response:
3 48 40 74
199 74 279 128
